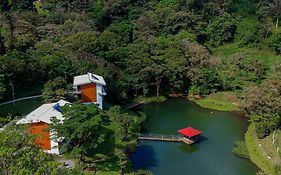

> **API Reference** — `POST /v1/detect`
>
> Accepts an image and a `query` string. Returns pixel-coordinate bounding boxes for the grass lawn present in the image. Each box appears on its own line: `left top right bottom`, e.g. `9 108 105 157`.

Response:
245 124 278 174
211 43 281 67
0 97 43 117
190 91 240 112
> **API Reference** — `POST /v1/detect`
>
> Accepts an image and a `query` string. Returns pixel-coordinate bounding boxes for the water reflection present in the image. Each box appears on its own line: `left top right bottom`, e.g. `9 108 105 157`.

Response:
131 143 157 169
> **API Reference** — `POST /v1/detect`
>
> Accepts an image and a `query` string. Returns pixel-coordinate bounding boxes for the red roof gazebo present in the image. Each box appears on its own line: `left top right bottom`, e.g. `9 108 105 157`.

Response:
178 127 202 138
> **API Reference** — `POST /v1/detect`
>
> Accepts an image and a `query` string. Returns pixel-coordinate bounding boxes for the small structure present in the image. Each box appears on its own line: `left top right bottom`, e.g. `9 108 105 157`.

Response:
178 127 202 145
73 73 106 109
17 100 70 154
138 127 203 145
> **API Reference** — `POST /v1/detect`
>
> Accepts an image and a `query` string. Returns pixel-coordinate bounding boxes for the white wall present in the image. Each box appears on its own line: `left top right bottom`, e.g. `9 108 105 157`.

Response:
45 130 60 155
96 84 104 109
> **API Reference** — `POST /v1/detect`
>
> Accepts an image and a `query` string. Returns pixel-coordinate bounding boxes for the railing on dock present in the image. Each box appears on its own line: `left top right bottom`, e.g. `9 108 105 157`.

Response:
138 133 182 142
138 133 197 145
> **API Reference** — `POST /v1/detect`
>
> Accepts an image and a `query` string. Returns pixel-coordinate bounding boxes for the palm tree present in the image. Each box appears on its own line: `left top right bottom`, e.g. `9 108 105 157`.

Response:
269 0 281 27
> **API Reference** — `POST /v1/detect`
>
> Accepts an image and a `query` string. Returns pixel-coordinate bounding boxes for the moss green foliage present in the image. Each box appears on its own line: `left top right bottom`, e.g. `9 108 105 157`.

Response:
233 140 250 159
191 92 240 112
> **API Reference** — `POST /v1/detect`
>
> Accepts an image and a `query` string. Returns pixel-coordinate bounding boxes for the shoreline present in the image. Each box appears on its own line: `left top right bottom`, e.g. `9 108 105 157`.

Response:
188 93 275 175
126 94 273 174
124 96 167 110
187 92 241 112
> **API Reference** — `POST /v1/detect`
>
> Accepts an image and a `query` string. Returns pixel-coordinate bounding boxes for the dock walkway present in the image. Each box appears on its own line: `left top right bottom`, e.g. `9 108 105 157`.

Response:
138 133 195 145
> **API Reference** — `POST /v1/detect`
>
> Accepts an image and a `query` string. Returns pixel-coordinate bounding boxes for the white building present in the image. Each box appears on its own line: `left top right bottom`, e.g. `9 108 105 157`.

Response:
73 73 106 109
17 99 70 155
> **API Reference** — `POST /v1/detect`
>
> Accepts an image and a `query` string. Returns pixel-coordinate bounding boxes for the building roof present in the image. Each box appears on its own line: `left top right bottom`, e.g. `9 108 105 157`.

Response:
73 73 106 86
17 100 70 125
178 127 202 138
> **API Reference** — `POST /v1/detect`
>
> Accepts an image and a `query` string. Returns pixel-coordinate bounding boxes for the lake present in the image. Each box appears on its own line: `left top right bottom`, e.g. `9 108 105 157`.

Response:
131 98 258 175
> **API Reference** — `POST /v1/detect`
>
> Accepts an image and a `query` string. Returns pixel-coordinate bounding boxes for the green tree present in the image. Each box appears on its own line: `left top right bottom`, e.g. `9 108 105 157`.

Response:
107 106 141 174
42 77 72 103
0 51 41 86
61 32 98 54
243 80 281 138
251 113 280 138
51 103 109 162
89 1 111 31
107 21 133 45
0 124 82 175
107 106 139 142
191 68 223 95
206 13 237 47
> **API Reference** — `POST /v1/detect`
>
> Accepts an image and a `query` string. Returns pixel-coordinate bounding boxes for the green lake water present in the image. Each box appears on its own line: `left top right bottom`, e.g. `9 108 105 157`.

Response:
131 98 259 175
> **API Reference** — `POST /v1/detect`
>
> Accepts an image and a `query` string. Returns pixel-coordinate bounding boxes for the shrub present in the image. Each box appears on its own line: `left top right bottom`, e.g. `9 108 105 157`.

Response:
251 113 280 139
269 29 281 54
233 140 250 159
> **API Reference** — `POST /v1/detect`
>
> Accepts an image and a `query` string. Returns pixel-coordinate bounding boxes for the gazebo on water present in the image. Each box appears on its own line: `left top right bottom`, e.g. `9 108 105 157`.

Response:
178 127 202 144
137 126 203 145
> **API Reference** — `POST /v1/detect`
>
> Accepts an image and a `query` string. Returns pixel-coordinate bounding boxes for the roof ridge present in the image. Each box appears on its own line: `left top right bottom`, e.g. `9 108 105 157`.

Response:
33 103 55 121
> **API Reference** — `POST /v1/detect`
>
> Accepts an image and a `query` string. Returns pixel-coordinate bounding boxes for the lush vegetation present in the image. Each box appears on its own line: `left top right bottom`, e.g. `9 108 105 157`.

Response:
0 0 281 174
0 124 83 175
246 124 277 175
51 103 144 174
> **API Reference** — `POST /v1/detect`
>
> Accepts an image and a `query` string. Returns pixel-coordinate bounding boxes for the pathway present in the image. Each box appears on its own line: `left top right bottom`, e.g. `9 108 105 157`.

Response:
0 94 42 106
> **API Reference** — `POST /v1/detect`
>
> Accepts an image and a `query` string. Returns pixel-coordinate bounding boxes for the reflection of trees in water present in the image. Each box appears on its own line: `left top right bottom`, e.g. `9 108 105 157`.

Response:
130 144 158 170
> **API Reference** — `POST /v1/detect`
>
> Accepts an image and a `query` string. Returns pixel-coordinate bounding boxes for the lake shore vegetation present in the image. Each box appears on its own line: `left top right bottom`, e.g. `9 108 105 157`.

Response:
0 0 281 174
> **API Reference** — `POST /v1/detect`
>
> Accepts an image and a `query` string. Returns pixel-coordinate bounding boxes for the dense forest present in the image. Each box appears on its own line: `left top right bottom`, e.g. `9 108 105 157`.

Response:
0 0 281 174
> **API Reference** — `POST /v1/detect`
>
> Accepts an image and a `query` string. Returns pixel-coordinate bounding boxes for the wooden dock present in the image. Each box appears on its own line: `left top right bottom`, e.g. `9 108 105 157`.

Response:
138 133 195 144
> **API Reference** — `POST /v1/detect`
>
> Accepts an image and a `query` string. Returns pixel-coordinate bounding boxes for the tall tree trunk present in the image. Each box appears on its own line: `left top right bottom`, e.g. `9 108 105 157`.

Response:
142 84 147 97
156 84 160 97
155 76 163 97
276 17 279 28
